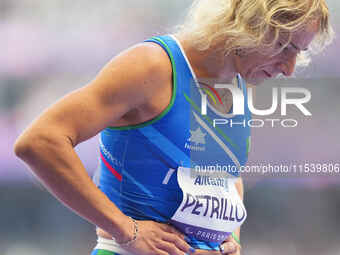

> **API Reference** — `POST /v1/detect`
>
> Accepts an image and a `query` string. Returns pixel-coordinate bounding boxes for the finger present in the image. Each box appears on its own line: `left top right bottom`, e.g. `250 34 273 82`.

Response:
193 249 221 255
160 223 188 242
156 241 187 255
152 247 170 255
222 236 242 250
162 232 195 254
159 223 184 235
220 242 237 254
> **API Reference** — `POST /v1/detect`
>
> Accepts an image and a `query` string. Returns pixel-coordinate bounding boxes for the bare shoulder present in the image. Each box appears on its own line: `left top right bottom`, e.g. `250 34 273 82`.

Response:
103 40 174 126
132 41 173 96
80 39 174 133
14 40 174 148
92 41 173 108
109 41 172 86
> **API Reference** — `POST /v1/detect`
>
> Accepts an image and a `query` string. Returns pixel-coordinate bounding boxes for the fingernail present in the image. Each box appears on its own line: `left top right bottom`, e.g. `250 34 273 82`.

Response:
228 243 236 250
184 236 191 242
189 247 196 253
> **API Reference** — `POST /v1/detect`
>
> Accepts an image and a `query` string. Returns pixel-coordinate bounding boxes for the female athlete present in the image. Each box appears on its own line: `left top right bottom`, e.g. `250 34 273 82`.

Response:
14 0 333 255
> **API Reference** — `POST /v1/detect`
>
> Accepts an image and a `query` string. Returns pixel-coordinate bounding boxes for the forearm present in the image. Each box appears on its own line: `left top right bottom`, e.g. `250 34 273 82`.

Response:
14 133 130 242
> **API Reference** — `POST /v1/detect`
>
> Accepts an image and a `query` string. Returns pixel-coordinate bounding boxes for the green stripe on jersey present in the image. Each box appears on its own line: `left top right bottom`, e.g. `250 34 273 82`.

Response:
95 249 119 255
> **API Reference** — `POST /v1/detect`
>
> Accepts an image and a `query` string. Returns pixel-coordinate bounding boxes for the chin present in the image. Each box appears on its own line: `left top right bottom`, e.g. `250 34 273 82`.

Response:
244 69 274 85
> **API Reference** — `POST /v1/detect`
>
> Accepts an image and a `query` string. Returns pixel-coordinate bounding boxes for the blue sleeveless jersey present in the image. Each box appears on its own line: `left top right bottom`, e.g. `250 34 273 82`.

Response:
95 35 252 251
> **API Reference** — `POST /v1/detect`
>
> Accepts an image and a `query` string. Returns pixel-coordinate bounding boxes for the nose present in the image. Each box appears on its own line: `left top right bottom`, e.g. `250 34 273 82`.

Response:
278 54 297 77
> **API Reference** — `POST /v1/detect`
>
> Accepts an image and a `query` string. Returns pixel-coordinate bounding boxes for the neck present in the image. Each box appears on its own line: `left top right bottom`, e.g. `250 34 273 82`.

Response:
175 35 238 83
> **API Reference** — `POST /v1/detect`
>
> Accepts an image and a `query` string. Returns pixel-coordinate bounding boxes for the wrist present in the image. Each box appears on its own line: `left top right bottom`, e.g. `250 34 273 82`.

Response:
114 216 138 245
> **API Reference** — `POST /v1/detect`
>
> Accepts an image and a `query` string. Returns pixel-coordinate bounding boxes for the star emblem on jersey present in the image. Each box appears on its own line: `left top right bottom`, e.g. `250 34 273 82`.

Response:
188 127 206 145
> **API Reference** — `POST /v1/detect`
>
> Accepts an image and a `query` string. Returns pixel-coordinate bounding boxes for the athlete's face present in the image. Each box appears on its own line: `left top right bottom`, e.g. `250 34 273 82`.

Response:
233 21 320 85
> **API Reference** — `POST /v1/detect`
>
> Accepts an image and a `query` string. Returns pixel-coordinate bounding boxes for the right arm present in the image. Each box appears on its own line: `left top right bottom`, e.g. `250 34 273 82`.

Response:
14 43 192 255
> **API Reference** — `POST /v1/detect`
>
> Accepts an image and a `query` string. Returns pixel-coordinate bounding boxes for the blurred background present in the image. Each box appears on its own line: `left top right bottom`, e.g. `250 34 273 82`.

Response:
1 1 339 255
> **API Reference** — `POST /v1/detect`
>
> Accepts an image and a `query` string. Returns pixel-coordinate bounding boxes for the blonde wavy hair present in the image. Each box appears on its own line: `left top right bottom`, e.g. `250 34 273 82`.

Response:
175 0 334 67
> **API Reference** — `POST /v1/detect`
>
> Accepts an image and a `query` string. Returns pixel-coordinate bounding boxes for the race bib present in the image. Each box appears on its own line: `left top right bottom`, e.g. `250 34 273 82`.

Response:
170 167 247 243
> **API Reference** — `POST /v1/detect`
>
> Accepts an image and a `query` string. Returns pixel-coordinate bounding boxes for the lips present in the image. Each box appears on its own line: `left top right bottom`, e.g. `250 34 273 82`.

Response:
263 70 272 78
